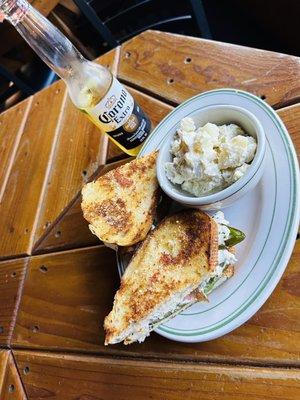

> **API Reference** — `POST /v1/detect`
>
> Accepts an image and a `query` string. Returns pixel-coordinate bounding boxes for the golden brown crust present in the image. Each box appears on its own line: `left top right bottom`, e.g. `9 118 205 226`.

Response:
209 218 219 272
81 151 159 246
104 209 219 345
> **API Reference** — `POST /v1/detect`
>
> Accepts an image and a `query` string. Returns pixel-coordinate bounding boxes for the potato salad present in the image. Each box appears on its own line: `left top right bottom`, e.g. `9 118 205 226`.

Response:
165 117 257 196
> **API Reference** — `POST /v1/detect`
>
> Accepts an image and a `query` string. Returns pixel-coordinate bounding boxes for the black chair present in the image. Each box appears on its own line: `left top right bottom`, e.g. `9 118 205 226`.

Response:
73 0 212 53
0 58 58 111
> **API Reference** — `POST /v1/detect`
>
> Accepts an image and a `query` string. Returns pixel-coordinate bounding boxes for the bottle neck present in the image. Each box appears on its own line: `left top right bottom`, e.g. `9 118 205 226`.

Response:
0 0 86 80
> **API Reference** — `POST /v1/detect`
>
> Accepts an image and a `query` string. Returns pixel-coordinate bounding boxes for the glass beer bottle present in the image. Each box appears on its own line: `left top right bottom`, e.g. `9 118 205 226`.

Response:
0 0 151 156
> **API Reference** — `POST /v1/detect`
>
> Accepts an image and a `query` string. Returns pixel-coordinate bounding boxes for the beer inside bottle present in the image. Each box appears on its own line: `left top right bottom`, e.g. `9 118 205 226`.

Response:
76 75 151 156
0 0 152 156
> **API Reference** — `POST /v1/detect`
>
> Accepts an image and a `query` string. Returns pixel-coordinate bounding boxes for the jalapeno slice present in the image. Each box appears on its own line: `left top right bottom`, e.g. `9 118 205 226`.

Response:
225 226 245 247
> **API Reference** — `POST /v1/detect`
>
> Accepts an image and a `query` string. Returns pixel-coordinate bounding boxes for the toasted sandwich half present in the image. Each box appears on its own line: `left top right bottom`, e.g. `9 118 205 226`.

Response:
81 151 159 246
104 210 244 345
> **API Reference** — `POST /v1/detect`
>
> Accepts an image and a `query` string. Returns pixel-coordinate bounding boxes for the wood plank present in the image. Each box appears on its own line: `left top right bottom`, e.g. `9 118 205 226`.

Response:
12 242 300 366
95 47 120 72
107 86 174 161
0 351 9 387
0 352 27 400
58 0 80 15
30 93 107 245
12 246 119 351
33 158 132 254
32 50 119 250
118 30 300 108
32 193 99 254
0 80 66 260
277 103 300 154
31 0 60 16
0 258 28 346
14 350 300 400
0 99 31 201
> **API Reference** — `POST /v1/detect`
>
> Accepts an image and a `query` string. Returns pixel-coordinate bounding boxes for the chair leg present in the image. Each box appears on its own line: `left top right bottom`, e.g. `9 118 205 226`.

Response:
73 0 118 49
190 0 212 39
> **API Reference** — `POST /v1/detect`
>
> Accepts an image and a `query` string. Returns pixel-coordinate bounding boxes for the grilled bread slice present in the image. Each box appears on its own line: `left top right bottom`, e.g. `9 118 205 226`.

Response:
81 151 159 246
104 210 219 345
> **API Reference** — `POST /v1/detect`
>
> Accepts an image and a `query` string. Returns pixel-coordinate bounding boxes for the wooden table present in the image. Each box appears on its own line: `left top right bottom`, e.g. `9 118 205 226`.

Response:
0 30 299 399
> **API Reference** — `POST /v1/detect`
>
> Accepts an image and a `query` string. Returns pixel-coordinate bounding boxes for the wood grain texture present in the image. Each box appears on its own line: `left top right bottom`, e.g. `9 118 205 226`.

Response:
95 47 120 72
0 351 9 385
0 80 66 260
11 240 300 365
33 193 99 254
32 49 119 252
14 351 300 400
31 94 107 245
118 30 300 108
12 246 119 351
0 353 27 400
30 0 59 16
277 103 300 154
0 258 28 346
107 86 174 161
33 158 132 254
0 99 31 200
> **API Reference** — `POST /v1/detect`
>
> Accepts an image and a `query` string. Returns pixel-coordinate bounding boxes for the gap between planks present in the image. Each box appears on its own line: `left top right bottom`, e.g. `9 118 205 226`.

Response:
118 77 179 107
32 240 103 256
31 188 84 253
7 258 30 347
273 96 300 110
10 350 29 399
111 46 121 75
9 344 300 370
12 244 104 263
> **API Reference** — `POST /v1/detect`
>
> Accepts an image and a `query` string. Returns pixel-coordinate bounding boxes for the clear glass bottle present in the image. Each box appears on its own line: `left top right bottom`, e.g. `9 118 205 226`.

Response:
0 0 152 156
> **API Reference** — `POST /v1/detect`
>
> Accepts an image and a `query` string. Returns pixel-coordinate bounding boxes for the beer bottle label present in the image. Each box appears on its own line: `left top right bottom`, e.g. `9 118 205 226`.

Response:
88 77 151 149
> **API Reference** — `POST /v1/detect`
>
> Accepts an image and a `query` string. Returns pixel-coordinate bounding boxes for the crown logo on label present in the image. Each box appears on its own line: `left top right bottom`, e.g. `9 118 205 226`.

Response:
105 95 116 109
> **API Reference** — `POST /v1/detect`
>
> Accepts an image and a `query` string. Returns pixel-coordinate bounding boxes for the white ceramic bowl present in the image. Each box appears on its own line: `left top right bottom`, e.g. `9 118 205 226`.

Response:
156 104 266 210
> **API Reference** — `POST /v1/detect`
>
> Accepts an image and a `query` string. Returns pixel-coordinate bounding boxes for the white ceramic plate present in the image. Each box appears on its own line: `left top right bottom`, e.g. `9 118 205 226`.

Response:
117 89 300 343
